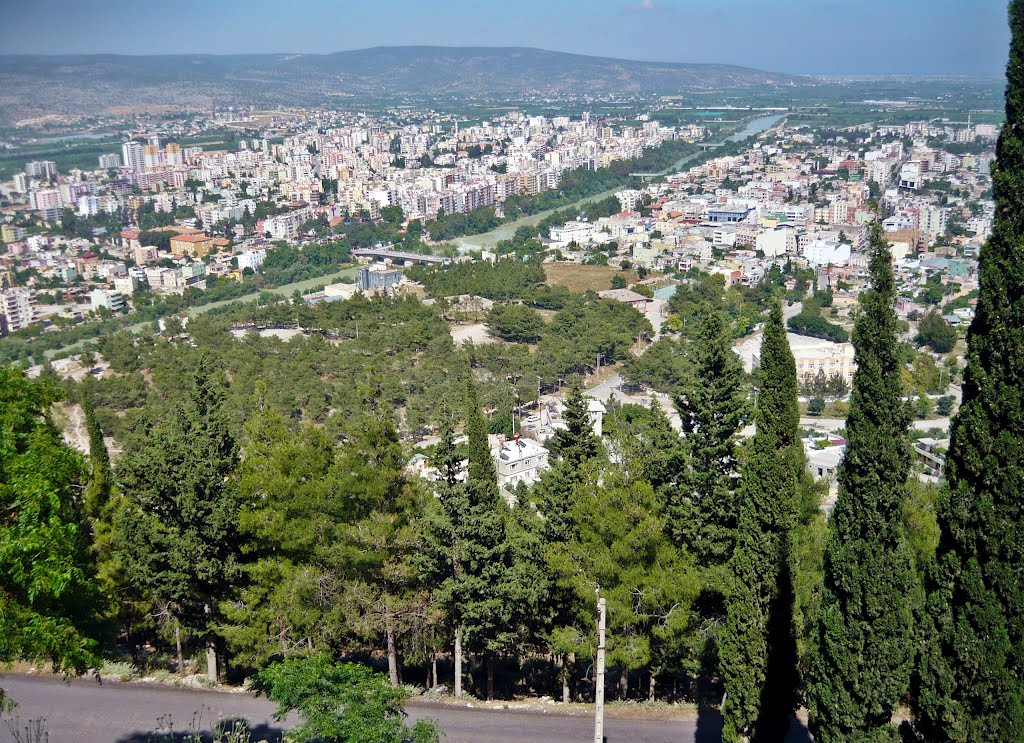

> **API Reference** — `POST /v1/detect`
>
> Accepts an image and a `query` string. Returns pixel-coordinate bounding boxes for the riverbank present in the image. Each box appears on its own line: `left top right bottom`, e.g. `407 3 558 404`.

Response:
452 113 785 253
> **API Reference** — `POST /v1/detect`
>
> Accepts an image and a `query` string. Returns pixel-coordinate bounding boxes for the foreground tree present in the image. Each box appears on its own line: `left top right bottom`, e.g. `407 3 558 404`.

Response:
0 368 107 707
913 3 1024 737
806 224 916 742
421 380 516 700
115 364 241 681
720 301 801 742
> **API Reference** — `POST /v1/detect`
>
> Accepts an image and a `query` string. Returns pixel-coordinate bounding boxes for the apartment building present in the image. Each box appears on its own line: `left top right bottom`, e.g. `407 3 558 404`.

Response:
0 288 37 334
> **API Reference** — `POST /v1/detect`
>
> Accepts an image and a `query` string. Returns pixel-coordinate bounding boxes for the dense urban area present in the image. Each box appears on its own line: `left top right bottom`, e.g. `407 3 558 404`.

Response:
1 7 1023 743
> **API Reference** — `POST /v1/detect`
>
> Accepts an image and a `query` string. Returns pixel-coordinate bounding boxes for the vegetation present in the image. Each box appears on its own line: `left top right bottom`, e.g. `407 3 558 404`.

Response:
915 310 957 353
806 224 916 742
720 302 801 741
256 654 440 742
0 368 107 706
787 309 849 343
913 3 1024 737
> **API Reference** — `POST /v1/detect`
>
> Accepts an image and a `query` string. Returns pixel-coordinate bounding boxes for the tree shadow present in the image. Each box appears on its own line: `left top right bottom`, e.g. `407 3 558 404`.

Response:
114 720 286 743
695 703 724 742
785 715 814 742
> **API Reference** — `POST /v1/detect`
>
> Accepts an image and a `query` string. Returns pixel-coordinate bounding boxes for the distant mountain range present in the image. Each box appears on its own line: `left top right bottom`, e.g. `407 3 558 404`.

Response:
0 46 803 124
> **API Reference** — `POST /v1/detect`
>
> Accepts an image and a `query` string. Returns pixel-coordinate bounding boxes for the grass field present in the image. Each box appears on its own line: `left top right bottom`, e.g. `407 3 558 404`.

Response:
544 263 638 293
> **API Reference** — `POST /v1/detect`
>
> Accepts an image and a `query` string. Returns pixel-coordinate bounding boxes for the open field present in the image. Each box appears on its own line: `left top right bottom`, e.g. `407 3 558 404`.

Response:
544 263 638 293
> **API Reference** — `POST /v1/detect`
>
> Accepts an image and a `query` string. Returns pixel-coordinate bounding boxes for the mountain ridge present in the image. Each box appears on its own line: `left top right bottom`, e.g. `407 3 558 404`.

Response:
0 46 804 124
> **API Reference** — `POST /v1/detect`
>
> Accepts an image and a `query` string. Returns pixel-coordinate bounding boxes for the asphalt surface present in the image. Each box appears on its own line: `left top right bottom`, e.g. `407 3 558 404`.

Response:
0 674 760 743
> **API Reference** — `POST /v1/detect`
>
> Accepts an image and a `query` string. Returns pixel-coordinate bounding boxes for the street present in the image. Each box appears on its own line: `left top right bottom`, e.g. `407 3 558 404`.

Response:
0 674 814 743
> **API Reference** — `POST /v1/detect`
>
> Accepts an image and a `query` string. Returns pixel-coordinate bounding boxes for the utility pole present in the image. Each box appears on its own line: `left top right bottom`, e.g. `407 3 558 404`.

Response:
594 592 606 743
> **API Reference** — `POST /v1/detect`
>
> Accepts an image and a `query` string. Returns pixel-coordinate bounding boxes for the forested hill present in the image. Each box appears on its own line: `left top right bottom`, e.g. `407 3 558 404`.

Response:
0 46 802 123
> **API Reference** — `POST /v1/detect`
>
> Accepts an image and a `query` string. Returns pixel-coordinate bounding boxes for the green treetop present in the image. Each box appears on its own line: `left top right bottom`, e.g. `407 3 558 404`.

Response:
913 2 1024 738
0 368 108 707
114 362 242 681
670 305 748 566
807 223 916 743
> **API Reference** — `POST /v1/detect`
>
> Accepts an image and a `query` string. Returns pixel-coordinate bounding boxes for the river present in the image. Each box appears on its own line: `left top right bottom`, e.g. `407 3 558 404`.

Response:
452 113 786 252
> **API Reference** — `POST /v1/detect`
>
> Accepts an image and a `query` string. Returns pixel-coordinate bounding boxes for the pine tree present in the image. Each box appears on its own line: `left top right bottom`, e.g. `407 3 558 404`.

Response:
115 363 242 682
670 305 748 565
913 4 1024 738
720 301 801 742
806 223 916 743
421 381 516 700
550 381 598 464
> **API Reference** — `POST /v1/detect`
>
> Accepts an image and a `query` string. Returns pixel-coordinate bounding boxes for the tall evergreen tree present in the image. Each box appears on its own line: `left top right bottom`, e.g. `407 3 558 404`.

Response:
670 305 748 565
549 381 599 463
115 364 242 682
720 301 801 742
914 4 1024 738
421 380 516 700
79 382 111 519
534 380 599 542
807 223 916 743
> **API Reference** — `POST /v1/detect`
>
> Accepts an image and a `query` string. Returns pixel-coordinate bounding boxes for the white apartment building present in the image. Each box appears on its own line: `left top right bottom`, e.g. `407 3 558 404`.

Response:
122 141 145 172
0 288 37 333
492 436 550 489
237 248 268 272
802 239 852 267
98 153 122 169
90 288 125 313
920 205 948 243
114 275 138 296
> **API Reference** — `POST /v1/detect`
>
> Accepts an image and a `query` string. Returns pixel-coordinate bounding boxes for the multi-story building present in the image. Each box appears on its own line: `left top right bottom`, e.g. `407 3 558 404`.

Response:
29 188 63 220
121 141 145 172
920 205 948 244
25 160 56 179
98 153 122 169
90 288 125 313
357 264 404 293
1 225 26 243
492 435 550 490
0 288 37 334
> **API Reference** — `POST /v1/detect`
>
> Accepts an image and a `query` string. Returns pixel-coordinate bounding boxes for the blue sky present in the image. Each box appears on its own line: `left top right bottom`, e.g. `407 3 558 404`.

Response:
2 0 1009 77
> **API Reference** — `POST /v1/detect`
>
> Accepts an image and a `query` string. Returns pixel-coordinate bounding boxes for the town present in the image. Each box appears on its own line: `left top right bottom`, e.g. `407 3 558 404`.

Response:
0 106 991 489
1 4 1019 739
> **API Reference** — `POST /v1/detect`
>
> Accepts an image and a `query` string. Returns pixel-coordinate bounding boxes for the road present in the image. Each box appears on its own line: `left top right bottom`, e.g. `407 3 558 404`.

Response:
801 416 951 432
0 674 814 743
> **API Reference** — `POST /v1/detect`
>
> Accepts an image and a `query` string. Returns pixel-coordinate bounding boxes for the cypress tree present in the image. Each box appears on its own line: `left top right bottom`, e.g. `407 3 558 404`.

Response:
806 223 916 742
670 305 748 565
913 3 1024 738
721 301 801 742
80 385 111 519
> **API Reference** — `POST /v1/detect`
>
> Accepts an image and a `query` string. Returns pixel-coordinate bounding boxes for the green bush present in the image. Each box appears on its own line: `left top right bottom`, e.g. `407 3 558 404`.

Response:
255 655 441 743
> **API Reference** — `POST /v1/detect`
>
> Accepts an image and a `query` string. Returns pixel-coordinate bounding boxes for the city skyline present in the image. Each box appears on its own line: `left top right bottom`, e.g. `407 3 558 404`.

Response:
2 0 1008 78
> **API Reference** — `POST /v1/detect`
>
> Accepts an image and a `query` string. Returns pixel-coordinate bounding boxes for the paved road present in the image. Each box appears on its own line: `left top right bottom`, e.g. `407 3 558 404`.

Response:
0 674 754 743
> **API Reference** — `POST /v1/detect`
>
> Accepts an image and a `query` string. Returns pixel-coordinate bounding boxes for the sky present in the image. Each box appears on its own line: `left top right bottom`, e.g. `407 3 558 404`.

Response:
1 0 1009 77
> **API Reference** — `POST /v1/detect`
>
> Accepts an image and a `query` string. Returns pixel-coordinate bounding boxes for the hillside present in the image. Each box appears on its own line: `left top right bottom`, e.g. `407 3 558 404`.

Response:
0 46 802 123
